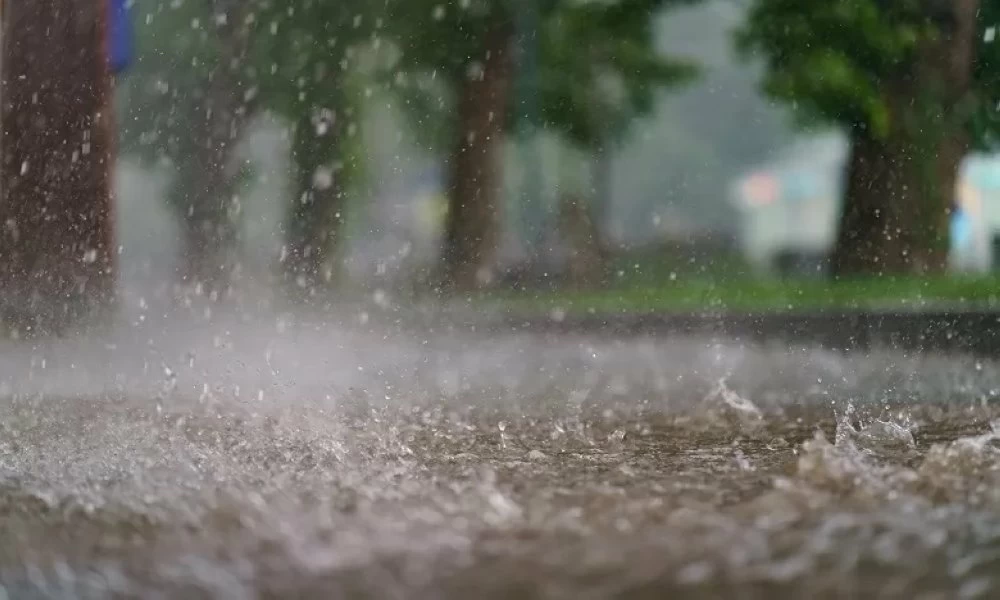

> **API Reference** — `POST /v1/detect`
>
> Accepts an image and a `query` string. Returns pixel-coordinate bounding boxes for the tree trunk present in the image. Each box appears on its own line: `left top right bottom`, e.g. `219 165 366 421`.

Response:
178 184 242 299
173 0 255 299
830 0 979 277
559 192 607 288
175 129 247 300
591 141 614 253
283 111 345 297
175 7 256 299
440 20 515 291
0 0 116 334
831 130 923 275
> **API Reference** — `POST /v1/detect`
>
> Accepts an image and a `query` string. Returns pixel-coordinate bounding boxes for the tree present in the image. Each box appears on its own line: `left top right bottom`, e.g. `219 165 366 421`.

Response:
1 0 116 335
122 0 375 299
535 0 698 283
120 0 261 298
383 0 523 290
737 0 988 276
248 0 373 296
382 0 700 290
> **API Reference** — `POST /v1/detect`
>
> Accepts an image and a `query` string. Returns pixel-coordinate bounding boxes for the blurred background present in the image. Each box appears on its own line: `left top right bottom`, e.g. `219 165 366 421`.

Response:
5 0 1000 327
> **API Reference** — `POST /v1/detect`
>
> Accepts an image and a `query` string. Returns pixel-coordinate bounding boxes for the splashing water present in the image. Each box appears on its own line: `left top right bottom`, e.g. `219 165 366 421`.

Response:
2 314 1000 597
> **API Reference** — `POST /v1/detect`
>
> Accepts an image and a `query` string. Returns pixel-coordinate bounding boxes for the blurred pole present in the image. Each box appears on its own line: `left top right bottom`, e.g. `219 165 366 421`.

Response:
515 0 545 262
0 0 116 334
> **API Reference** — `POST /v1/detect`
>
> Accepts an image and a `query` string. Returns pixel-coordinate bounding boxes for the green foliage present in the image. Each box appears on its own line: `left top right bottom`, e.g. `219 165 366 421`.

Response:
970 4 1000 149
536 0 699 148
737 0 1000 148
247 0 371 119
382 0 510 80
378 0 701 151
489 272 1000 314
735 0 933 138
118 0 378 211
249 0 378 198
118 0 221 166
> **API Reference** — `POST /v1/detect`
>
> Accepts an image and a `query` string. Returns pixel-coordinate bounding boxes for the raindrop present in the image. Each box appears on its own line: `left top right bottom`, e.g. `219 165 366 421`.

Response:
527 449 547 461
313 167 334 190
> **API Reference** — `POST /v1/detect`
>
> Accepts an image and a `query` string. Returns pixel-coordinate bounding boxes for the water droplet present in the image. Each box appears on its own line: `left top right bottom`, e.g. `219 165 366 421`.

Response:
313 167 334 190
527 449 547 461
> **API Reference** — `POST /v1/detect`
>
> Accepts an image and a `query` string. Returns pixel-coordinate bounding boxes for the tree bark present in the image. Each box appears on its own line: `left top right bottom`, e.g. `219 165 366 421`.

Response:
440 20 515 291
591 141 614 252
173 0 256 299
830 0 979 277
0 0 116 334
559 192 607 288
831 129 924 275
283 112 345 297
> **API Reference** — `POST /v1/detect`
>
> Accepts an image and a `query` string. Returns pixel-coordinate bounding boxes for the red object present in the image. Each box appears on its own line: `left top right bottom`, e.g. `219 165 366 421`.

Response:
741 173 780 207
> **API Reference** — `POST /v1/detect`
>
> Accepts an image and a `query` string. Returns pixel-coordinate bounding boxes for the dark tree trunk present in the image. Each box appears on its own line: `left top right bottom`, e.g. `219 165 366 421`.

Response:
559 192 607 288
0 0 116 334
178 177 242 299
174 0 255 299
441 21 515 291
283 112 345 297
830 0 979 277
831 130 930 275
591 141 614 253
176 140 246 301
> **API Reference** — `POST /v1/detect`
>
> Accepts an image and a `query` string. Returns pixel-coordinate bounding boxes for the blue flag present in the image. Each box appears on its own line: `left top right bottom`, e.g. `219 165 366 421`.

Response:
108 0 134 74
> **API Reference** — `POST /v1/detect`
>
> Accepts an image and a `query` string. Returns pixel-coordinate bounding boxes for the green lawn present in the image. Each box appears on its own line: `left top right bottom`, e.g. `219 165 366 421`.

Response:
481 275 1000 315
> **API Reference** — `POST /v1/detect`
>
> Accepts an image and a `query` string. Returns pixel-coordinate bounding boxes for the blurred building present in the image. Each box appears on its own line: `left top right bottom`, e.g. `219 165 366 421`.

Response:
731 132 1000 275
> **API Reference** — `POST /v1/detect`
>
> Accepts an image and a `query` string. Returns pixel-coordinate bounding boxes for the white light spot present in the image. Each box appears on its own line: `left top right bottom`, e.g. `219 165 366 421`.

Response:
313 167 334 190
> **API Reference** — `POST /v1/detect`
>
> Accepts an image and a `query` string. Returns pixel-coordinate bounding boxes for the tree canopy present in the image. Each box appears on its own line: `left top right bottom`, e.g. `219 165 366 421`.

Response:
536 0 699 148
735 0 997 144
380 0 701 150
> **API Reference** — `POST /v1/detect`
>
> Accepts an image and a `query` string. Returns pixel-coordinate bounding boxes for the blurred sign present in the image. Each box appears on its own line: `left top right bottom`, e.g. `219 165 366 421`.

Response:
740 173 779 207
781 170 816 201
969 162 1000 191
952 208 973 250
957 181 982 216
108 0 133 74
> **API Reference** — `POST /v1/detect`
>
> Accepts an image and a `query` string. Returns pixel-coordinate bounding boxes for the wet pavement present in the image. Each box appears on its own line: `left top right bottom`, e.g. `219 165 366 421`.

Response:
2 304 1000 599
